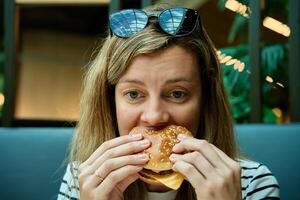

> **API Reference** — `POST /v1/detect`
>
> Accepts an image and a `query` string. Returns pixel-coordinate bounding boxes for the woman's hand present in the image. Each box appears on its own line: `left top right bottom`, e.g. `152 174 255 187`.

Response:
170 135 241 200
78 133 150 200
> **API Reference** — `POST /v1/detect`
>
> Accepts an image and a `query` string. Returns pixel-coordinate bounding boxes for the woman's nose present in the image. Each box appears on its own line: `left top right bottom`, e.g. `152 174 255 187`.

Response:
140 99 170 125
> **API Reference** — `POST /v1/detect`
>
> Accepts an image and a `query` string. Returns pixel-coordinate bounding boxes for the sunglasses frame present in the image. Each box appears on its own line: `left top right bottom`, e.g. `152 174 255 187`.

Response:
109 7 200 38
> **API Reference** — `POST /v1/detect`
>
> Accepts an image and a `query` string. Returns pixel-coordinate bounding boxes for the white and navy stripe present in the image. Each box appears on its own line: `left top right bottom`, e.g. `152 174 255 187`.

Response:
240 160 280 199
57 160 280 199
57 163 80 200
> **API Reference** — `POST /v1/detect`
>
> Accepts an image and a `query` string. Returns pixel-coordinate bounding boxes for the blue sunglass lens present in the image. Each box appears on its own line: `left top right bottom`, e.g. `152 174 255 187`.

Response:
110 9 148 38
159 8 198 36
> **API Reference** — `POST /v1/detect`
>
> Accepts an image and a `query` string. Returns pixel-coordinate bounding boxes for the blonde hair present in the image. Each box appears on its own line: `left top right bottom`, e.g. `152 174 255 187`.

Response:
69 4 237 200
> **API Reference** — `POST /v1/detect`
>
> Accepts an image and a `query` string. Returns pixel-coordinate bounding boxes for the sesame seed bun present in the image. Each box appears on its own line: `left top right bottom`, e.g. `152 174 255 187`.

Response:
129 125 192 190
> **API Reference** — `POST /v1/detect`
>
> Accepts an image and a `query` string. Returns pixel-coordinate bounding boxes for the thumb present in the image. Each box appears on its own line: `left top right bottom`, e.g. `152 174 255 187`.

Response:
110 174 140 200
117 174 140 192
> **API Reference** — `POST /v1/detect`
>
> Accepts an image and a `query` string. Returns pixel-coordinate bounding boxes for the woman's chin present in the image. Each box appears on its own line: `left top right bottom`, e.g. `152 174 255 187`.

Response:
146 184 171 192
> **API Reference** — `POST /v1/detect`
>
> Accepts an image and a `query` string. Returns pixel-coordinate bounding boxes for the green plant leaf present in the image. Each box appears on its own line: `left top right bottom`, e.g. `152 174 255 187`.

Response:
228 15 247 43
221 45 251 123
263 106 277 123
261 44 285 74
217 0 227 11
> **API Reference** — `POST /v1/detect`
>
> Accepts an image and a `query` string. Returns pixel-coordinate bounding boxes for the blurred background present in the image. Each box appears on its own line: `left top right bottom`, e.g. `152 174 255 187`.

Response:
0 0 299 127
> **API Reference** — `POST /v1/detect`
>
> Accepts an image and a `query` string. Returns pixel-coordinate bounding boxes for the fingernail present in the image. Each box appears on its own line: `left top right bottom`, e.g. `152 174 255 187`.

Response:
172 144 178 151
137 153 148 160
131 133 142 140
173 144 182 153
169 154 176 161
177 134 187 141
139 139 150 147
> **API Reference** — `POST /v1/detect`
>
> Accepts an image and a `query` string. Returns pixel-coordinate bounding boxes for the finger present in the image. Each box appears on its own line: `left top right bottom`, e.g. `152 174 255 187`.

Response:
210 144 236 166
116 174 139 194
173 137 229 172
89 153 149 186
85 133 143 165
210 144 241 178
90 139 150 171
170 151 220 180
94 165 143 197
109 174 140 200
172 160 205 187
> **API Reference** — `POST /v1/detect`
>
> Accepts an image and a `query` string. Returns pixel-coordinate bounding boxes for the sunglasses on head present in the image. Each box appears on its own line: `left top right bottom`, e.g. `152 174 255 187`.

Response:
109 7 199 38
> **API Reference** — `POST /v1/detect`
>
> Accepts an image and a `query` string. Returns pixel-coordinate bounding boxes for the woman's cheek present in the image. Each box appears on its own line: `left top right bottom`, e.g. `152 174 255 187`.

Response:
174 101 200 136
116 102 140 136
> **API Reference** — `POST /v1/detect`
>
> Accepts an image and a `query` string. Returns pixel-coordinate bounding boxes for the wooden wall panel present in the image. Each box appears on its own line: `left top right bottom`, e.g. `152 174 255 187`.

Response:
15 29 98 120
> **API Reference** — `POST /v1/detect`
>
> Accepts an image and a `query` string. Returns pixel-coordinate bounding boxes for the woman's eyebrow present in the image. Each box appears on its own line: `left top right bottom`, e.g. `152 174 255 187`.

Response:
164 78 193 85
118 78 194 85
118 79 145 85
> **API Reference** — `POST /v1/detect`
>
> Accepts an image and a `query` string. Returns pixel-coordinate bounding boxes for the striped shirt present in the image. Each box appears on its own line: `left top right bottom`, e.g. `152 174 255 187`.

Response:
57 159 280 200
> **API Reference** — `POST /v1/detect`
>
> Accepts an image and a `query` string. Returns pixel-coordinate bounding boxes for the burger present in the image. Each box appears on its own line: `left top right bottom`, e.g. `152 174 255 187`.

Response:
129 125 192 190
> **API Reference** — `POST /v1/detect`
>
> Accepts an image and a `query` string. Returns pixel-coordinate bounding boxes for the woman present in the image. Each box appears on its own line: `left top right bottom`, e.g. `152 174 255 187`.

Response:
58 4 279 200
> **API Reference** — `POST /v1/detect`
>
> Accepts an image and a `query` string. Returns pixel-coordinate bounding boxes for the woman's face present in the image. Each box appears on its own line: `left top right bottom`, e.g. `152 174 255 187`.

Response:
115 45 202 136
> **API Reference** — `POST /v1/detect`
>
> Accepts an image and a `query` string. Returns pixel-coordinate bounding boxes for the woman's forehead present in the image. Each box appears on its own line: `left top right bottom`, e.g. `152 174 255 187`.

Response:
120 45 200 80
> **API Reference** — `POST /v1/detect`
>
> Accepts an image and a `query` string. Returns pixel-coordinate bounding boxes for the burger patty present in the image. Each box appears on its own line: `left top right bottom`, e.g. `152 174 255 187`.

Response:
141 168 173 175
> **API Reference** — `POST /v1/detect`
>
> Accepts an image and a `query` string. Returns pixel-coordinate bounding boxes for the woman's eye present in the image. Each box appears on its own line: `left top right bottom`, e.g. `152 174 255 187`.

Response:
169 91 187 99
126 91 140 100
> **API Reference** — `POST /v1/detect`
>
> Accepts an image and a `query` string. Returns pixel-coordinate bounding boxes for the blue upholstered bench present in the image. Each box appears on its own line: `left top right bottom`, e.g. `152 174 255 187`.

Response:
0 124 299 200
